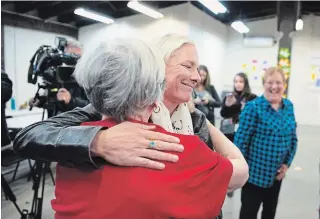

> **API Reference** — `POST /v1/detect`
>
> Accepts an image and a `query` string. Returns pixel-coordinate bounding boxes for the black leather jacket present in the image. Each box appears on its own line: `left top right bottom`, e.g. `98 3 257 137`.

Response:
13 105 210 170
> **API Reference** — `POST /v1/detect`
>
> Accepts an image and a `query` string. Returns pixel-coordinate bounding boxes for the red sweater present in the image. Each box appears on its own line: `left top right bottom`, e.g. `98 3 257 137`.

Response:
52 119 233 219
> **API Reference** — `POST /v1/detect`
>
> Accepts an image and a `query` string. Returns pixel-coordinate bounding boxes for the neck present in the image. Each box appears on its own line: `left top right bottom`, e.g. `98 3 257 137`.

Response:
163 98 179 115
271 102 282 111
235 90 243 96
129 114 150 123
101 107 152 123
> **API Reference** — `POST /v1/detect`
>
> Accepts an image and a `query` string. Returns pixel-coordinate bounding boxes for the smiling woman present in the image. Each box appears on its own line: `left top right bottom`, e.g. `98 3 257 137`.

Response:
235 66 297 219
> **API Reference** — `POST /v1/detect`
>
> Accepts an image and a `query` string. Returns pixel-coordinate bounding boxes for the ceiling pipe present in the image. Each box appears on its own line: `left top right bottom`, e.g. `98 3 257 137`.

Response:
2 9 78 29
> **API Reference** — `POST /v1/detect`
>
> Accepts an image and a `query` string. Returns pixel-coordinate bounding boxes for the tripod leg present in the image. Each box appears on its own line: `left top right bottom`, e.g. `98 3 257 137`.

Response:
1 174 22 216
27 159 34 182
48 166 55 186
11 161 20 182
2 186 9 200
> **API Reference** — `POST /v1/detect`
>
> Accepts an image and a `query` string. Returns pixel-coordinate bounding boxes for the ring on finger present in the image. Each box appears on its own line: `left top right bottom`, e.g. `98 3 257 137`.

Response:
148 141 157 149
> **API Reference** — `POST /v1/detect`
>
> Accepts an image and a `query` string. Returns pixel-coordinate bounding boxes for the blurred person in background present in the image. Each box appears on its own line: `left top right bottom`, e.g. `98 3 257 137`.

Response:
1 70 13 146
193 65 221 126
28 86 89 117
220 73 257 198
220 72 256 197
51 36 242 219
235 67 298 219
220 72 256 142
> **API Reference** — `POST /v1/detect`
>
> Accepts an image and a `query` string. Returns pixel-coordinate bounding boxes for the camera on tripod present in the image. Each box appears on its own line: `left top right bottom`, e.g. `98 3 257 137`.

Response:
27 37 82 116
21 38 82 219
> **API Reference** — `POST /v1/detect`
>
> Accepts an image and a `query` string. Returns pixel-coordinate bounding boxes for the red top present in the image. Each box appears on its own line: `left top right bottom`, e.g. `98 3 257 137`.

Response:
52 119 233 219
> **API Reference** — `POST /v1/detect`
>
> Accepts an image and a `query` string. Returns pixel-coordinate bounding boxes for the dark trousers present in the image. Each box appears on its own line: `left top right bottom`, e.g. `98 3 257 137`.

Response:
239 181 282 219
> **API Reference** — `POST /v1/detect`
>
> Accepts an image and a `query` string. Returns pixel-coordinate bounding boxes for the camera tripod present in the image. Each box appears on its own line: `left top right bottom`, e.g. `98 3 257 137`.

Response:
23 94 57 219
23 161 55 219
1 174 23 217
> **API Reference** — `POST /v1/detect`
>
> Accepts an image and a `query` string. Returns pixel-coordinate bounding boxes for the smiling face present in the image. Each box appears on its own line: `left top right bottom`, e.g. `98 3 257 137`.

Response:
164 43 200 105
263 71 285 104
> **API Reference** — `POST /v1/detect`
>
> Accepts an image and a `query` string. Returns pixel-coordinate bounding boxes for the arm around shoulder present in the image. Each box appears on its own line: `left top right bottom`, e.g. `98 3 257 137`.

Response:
13 104 104 169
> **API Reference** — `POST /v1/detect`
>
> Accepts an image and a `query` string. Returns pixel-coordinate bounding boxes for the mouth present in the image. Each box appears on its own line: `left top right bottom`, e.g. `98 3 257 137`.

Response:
269 89 280 95
181 82 195 89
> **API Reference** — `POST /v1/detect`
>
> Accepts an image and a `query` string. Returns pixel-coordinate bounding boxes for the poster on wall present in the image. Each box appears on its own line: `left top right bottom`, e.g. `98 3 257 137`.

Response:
309 53 320 91
278 48 291 98
241 59 270 86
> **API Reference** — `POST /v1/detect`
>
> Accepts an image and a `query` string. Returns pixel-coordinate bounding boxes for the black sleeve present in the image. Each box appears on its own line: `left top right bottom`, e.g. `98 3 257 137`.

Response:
220 97 242 118
1 71 13 104
247 94 257 102
191 109 213 150
13 104 105 170
207 86 222 108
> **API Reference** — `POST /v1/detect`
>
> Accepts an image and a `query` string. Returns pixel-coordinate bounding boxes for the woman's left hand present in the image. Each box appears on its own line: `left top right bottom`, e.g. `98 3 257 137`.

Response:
276 164 288 181
202 98 209 105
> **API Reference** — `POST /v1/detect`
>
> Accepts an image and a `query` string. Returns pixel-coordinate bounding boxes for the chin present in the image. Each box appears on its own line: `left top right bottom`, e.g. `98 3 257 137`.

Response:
177 93 191 104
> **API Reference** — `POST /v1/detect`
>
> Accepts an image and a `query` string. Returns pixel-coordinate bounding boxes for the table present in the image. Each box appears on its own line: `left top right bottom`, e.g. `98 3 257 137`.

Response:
6 109 47 129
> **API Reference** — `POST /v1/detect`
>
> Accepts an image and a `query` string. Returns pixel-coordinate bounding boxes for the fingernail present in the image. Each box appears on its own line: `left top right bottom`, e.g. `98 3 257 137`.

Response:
173 137 180 143
178 144 184 151
158 163 165 169
172 155 179 162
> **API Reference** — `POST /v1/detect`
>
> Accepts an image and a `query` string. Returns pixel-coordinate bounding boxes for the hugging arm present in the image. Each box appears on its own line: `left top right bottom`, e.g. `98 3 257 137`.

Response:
13 104 104 169
206 120 249 192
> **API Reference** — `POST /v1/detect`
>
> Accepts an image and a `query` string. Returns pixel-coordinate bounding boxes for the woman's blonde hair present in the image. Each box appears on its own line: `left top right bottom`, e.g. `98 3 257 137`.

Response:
156 34 194 63
262 67 286 84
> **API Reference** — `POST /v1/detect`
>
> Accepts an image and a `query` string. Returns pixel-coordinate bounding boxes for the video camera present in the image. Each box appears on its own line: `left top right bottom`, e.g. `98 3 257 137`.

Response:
27 37 82 115
28 37 80 87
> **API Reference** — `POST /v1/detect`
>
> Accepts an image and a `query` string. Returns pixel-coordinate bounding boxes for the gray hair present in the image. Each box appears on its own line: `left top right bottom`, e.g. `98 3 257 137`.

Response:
74 37 165 122
156 34 194 63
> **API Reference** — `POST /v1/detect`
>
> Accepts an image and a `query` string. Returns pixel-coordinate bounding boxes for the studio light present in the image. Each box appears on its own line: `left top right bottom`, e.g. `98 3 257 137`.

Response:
295 18 303 31
231 21 250 34
74 8 114 24
127 1 164 19
197 0 227 15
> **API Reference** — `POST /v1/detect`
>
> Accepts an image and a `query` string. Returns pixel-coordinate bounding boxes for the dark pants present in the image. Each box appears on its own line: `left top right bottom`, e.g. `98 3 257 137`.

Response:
239 181 282 219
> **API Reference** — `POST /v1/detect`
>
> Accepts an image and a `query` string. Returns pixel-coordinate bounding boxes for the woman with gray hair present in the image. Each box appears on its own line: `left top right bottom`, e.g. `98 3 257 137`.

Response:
15 34 248 218
52 37 234 219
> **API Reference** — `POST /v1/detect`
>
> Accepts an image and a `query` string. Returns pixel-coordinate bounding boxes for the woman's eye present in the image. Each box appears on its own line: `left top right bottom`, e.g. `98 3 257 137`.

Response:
182 64 192 69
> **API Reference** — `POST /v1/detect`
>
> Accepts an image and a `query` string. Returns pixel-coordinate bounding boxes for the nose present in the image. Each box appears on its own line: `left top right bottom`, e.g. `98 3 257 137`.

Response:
190 69 201 84
271 83 278 89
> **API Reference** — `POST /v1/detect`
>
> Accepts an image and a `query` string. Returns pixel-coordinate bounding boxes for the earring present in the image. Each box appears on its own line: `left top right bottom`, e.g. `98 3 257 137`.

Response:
153 105 160 113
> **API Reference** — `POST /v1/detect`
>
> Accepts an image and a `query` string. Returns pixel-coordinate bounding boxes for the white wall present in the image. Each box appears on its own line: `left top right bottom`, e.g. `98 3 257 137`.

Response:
4 26 75 108
290 15 320 126
222 18 279 95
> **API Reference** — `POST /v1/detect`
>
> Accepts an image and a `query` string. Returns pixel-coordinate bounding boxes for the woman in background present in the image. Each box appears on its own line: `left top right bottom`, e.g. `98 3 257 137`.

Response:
220 72 256 197
193 65 221 126
220 72 256 142
235 67 297 219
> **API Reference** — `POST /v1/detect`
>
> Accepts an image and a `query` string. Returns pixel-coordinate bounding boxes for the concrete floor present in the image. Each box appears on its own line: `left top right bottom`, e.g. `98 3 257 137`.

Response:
2 124 320 219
